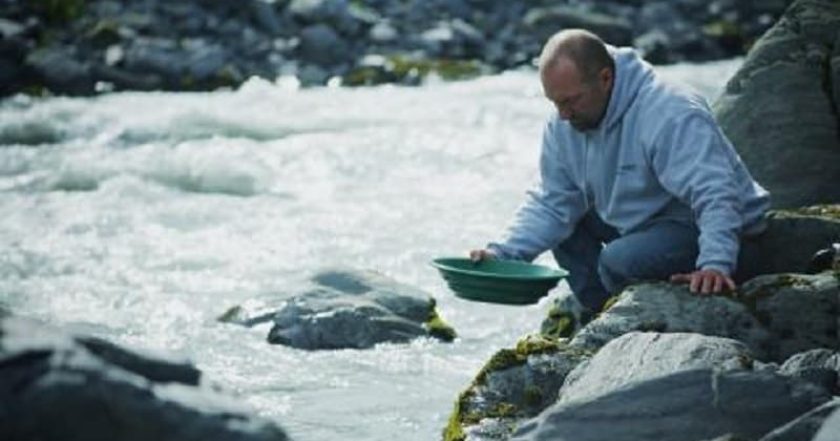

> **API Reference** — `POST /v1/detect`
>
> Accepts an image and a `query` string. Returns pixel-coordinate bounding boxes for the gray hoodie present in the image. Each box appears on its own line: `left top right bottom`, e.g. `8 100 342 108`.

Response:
488 47 770 276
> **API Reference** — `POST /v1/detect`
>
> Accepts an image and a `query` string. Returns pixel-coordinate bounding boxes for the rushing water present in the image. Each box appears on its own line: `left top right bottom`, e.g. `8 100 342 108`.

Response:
0 59 739 440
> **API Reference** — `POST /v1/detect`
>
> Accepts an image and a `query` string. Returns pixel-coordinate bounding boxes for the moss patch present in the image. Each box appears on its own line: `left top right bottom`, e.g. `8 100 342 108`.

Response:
443 335 592 440
425 305 457 342
787 204 840 219
540 304 575 339
31 0 86 24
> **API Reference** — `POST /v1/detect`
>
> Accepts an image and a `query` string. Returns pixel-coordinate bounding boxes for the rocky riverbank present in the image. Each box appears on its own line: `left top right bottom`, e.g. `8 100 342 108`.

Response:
1 0 794 96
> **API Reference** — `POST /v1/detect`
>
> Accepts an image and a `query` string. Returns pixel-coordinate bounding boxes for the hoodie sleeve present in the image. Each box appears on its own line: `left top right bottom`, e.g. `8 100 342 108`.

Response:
649 109 744 275
487 120 587 261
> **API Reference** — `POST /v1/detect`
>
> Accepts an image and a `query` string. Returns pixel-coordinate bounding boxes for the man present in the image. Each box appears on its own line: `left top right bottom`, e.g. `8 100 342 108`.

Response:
470 29 770 315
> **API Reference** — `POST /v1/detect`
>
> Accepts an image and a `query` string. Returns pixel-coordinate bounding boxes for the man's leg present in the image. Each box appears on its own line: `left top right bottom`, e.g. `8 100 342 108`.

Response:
597 219 699 296
551 212 620 312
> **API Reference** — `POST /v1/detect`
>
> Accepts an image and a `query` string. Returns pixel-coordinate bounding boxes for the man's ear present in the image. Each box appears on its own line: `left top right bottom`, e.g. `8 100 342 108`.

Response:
598 67 613 90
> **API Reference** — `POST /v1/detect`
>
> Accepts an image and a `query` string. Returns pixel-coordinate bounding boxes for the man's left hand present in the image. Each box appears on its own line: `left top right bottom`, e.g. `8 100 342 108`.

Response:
670 269 735 295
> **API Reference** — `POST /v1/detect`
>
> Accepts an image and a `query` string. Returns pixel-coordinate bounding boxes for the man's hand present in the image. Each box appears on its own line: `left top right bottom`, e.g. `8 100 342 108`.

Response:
670 269 735 295
469 249 497 262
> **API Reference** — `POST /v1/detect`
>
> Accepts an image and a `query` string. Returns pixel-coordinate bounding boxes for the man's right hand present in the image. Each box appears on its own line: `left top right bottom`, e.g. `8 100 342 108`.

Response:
469 249 497 262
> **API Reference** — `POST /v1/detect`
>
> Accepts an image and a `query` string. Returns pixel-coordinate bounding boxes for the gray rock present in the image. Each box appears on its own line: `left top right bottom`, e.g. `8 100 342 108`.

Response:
123 38 185 78
738 272 838 362
522 6 634 47
444 336 591 441
759 399 840 441
779 349 839 393
265 268 455 349
250 0 283 35
369 20 398 43
813 408 840 441
510 368 831 441
714 0 840 208
288 0 360 35
559 332 753 405
25 47 95 95
0 18 25 39
297 24 351 67
569 271 839 363
0 316 290 441
569 282 773 358
744 209 840 275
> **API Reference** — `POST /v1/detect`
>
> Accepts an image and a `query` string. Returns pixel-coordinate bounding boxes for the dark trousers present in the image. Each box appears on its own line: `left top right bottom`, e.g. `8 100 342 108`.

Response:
552 212 764 312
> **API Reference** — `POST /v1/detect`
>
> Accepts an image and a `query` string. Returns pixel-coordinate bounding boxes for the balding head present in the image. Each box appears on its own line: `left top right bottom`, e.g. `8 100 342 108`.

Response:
538 29 614 84
538 29 615 131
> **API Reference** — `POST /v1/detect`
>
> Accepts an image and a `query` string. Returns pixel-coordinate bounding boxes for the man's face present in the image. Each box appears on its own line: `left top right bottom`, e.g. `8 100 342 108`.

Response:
541 57 613 132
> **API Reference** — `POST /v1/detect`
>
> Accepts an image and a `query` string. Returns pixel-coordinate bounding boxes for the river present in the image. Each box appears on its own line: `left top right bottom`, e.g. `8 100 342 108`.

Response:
0 58 739 440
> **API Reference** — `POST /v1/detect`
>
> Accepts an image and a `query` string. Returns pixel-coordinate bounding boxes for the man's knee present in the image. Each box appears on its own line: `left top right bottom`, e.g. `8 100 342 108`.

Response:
597 244 631 295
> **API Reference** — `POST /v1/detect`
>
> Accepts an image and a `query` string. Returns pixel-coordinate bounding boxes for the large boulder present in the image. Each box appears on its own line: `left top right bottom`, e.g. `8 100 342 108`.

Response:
509 368 831 441
559 332 753 405
714 0 840 209
778 349 839 393
746 206 840 275
522 5 633 47
443 336 591 441
813 407 840 441
759 399 840 441
568 282 772 357
569 271 838 362
0 316 290 441
738 272 838 361
221 268 456 350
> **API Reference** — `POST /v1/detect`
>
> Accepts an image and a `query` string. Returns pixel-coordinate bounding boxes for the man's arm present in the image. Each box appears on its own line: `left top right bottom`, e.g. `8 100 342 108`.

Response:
485 120 587 261
650 110 744 293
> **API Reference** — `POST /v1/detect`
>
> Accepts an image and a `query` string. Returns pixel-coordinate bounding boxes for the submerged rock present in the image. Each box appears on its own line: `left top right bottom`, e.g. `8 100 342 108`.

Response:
714 0 840 209
229 267 456 350
509 368 831 441
0 316 290 441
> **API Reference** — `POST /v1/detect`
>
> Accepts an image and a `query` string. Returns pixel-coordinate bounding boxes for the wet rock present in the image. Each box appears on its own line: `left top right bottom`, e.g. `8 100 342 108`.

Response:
559 332 753 405
443 335 591 441
263 268 456 350
714 0 840 209
759 399 840 441
0 316 290 441
509 368 831 441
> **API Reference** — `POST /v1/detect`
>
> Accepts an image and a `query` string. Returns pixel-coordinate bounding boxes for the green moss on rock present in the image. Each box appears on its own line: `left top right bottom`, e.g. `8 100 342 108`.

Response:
425 305 457 342
32 0 86 24
786 204 840 219
443 335 592 440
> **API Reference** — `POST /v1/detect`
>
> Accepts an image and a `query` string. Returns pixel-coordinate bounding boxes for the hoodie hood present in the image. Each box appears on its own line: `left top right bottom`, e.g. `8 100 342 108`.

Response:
600 46 655 131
